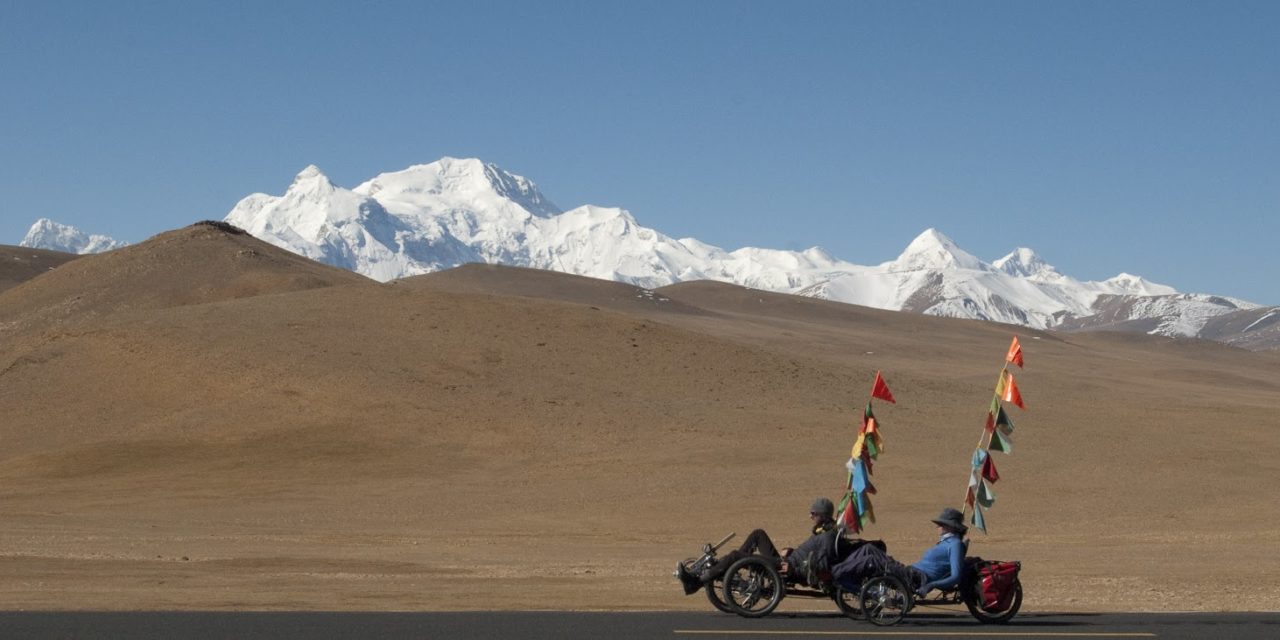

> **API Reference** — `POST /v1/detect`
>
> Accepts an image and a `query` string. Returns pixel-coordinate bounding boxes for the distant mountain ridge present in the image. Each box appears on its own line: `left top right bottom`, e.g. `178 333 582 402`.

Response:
17 157 1275 349
21 218 126 254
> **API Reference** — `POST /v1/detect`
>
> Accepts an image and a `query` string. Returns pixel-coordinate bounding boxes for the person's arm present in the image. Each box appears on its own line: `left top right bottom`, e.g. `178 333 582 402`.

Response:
920 538 965 595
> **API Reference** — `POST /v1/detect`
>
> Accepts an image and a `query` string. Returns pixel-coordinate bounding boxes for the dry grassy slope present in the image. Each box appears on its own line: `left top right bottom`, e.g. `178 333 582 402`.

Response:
0 245 79 293
0 235 1277 611
0 222 373 337
398 262 710 317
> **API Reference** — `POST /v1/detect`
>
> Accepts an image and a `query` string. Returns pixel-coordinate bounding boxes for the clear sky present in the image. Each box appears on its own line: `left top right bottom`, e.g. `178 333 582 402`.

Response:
2 1 1277 303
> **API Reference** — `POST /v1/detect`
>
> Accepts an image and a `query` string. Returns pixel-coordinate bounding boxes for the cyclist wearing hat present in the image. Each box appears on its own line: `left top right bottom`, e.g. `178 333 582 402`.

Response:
911 507 968 597
831 506 969 597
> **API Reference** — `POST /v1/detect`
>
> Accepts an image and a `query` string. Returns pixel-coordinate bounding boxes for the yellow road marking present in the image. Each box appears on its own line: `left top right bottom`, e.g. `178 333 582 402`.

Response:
674 631 1157 638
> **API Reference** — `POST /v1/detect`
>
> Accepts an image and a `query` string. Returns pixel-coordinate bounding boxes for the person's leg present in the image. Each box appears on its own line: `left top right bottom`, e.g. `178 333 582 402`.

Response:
701 549 745 582
701 529 783 584
740 528 780 558
831 542 889 591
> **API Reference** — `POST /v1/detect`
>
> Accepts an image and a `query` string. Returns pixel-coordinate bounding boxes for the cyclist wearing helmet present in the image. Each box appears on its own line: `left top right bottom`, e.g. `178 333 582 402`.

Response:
676 497 837 594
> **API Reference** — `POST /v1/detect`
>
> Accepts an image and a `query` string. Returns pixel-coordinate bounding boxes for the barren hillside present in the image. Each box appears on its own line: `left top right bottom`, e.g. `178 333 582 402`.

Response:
0 224 1277 612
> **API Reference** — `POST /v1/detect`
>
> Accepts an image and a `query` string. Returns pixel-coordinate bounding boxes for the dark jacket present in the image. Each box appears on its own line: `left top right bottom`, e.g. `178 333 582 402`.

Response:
811 517 837 536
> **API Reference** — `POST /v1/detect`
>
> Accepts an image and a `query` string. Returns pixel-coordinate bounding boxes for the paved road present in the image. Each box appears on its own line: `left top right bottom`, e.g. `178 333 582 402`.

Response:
0 611 1275 639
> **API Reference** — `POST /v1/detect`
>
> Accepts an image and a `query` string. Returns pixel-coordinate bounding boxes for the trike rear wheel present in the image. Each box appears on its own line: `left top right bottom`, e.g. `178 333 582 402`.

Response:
965 579 1022 623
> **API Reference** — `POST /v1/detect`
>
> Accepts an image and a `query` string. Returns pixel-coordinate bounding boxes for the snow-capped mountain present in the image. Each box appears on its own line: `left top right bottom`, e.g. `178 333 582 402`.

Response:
219 159 1266 344
18 158 1273 348
795 229 1205 330
20 218 126 254
225 158 862 291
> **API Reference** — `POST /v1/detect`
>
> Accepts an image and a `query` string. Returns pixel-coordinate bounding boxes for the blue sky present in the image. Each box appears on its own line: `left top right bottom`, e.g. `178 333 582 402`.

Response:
2 1 1277 303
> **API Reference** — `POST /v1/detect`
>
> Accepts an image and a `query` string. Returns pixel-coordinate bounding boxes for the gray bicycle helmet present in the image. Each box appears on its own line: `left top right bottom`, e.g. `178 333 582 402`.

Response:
810 497 835 517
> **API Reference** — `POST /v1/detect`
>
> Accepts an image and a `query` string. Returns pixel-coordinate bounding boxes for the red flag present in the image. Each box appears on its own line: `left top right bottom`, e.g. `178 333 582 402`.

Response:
984 411 995 434
1001 371 1026 409
870 371 896 404
841 500 860 533
981 455 1000 483
1006 336 1024 369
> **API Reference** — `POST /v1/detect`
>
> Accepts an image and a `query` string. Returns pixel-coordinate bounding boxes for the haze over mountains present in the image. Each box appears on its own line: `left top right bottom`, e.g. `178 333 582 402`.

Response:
18 157 1278 349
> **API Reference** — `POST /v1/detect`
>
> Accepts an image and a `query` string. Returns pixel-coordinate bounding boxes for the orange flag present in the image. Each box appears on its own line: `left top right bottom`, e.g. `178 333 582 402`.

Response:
1001 371 1026 409
870 371 896 404
1006 336 1024 368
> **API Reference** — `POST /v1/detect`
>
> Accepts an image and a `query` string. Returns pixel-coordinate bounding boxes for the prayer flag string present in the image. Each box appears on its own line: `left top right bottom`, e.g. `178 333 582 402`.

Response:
838 371 895 534
962 336 1027 534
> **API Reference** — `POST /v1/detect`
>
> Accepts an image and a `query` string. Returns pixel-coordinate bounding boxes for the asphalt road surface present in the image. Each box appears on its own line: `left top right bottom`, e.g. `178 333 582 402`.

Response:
0 610 1276 639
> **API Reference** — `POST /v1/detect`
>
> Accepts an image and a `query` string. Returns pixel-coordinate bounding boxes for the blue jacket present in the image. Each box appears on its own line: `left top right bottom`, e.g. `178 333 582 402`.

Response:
911 533 964 593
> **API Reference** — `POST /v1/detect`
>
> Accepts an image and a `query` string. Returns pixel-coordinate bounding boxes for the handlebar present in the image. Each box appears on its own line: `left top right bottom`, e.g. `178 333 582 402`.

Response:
711 532 735 552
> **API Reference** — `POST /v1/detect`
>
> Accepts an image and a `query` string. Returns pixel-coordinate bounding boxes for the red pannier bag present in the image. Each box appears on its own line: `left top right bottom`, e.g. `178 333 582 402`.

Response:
976 560 1021 612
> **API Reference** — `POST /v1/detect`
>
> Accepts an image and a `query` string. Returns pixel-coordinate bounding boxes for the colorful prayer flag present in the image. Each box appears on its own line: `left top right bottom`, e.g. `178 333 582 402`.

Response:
995 406 1014 434
972 448 988 469
977 480 996 508
1001 371 1026 409
852 459 871 494
981 454 1000 483
971 504 987 533
871 371 896 404
1006 336 1024 368
860 502 876 527
989 427 1013 453
840 497 859 532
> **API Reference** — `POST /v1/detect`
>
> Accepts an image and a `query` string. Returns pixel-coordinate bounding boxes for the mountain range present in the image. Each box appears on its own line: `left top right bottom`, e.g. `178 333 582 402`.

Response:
4 221 1278 611
21 218 128 254
18 157 1278 349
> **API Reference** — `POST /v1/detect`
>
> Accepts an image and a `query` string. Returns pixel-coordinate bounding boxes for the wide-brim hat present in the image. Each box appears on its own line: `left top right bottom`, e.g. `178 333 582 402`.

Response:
931 507 968 534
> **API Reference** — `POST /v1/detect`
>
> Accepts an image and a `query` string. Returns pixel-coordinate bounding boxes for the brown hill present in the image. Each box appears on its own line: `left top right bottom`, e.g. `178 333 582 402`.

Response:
399 262 709 317
0 244 80 293
0 234 1277 612
1200 306 1280 351
0 221 373 337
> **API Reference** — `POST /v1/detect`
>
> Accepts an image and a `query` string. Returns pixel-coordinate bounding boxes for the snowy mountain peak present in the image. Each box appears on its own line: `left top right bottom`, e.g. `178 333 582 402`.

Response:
288 165 335 194
295 164 325 180
354 157 560 218
801 246 835 262
888 228 986 272
994 247 1060 280
20 218 126 254
1103 273 1177 296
